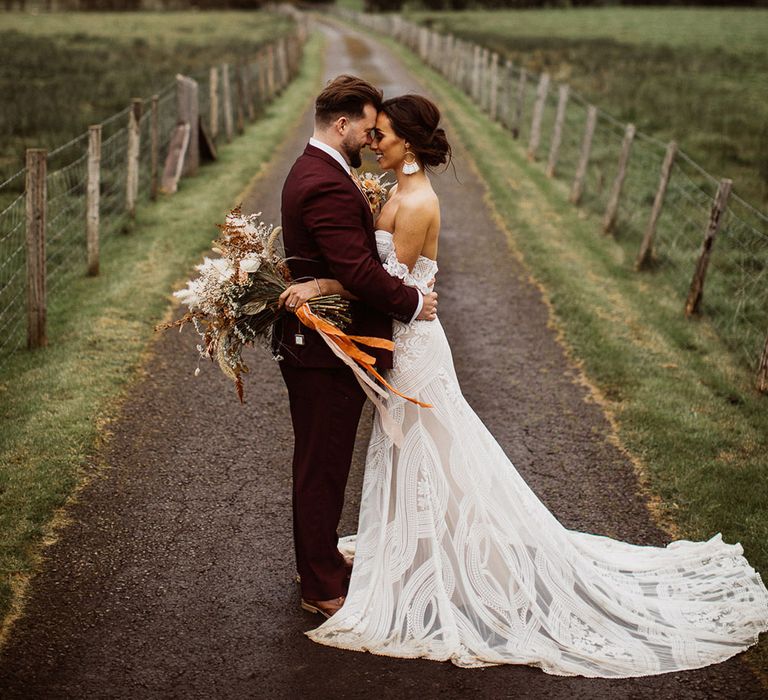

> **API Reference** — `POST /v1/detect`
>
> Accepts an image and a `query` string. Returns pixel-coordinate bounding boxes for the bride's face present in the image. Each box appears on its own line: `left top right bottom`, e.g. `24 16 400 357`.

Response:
370 113 407 172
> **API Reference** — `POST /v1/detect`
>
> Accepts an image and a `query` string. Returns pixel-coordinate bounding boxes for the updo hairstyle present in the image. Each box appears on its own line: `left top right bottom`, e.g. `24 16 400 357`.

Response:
380 94 452 171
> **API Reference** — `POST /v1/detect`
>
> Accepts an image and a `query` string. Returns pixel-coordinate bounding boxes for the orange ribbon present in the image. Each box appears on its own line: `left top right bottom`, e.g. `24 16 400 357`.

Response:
295 304 432 409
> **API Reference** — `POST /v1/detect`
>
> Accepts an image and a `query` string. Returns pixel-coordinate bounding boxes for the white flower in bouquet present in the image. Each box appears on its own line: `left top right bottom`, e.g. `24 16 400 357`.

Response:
173 257 234 316
239 255 262 274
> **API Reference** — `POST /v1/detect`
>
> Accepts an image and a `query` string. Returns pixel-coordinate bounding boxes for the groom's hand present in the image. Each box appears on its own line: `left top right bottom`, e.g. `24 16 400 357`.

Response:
417 291 438 321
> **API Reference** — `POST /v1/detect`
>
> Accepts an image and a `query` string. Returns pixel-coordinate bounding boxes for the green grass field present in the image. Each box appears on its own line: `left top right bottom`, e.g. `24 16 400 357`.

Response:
411 7 768 209
0 11 292 179
0 30 323 642
360 24 768 675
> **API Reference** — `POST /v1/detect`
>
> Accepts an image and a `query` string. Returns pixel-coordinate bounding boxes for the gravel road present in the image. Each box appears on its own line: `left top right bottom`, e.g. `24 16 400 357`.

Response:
0 20 764 700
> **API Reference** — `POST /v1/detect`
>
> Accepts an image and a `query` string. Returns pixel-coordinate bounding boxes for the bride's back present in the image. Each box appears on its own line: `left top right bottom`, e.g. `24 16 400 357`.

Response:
376 181 440 268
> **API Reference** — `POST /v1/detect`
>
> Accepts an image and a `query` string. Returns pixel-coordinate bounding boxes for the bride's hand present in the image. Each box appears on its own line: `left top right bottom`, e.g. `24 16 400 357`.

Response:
279 279 322 311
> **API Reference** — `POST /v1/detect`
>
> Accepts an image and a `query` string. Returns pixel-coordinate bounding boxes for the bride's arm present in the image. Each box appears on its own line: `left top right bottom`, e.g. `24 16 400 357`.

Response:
278 278 357 310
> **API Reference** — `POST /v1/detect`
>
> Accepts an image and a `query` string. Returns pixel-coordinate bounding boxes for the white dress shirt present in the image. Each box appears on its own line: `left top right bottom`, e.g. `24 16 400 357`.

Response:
309 137 351 175
307 138 424 322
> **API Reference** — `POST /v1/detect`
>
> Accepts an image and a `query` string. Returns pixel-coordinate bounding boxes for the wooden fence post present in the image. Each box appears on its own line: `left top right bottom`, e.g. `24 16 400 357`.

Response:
757 330 768 393
283 37 293 83
222 63 234 143
480 47 490 112
209 66 219 140
277 38 288 90
456 41 466 92
511 68 527 139
471 45 481 102
176 75 199 175
527 73 550 161
243 63 255 122
546 84 569 177
25 148 47 349
489 52 499 121
286 37 294 83
267 43 276 98
234 63 245 135
256 49 267 106
684 178 732 316
432 31 441 69
500 59 514 129
635 141 678 270
447 35 457 82
150 94 159 201
86 126 101 276
125 97 142 218
602 123 636 234
570 105 597 204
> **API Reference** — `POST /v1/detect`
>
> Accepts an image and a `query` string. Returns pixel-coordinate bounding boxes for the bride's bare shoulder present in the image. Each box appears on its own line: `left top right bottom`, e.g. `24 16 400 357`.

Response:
399 186 439 213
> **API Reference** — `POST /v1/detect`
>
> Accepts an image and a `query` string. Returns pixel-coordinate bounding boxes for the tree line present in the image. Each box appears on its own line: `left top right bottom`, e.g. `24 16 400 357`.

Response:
2 0 263 9
360 0 768 9
4 0 768 9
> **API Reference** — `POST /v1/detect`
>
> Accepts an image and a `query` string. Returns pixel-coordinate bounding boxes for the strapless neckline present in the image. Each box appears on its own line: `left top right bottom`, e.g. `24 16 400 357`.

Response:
374 230 438 296
374 229 437 264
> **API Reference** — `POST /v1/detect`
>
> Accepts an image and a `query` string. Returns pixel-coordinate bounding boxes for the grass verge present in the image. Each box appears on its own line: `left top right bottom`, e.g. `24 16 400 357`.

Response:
0 31 323 643
370 29 768 674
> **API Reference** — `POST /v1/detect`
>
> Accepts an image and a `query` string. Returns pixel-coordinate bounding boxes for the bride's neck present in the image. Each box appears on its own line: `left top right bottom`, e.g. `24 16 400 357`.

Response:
393 167 428 191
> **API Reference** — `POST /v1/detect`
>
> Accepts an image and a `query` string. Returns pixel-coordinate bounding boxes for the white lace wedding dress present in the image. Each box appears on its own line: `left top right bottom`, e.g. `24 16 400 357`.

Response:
306 230 768 677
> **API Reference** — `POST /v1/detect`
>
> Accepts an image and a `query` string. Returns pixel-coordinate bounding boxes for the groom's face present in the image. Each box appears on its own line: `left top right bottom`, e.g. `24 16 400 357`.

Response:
340 103 377 169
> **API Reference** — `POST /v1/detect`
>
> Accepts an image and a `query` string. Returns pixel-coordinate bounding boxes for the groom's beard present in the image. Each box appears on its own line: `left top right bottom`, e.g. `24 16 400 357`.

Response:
341 135 363 169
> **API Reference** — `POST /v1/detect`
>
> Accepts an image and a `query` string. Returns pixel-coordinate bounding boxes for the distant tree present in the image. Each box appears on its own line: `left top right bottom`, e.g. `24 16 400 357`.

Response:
365 0 404 11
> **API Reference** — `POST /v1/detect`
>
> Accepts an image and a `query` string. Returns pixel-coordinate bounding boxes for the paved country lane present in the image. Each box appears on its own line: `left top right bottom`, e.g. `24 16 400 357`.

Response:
0 19 764 700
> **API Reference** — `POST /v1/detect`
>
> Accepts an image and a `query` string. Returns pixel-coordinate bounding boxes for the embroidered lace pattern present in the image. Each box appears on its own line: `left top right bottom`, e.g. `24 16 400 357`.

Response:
306 231 768 676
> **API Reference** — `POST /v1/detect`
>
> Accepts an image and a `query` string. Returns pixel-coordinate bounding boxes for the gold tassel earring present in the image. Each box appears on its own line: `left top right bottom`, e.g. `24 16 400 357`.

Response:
402 146 420 175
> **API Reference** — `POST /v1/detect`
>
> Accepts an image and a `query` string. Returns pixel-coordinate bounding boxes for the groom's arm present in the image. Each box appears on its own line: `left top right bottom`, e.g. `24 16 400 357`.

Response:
303 180 421 321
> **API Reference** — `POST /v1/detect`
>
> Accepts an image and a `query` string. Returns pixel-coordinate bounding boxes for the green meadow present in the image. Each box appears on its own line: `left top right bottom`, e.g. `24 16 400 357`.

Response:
0 11 292 178
412 7 768 208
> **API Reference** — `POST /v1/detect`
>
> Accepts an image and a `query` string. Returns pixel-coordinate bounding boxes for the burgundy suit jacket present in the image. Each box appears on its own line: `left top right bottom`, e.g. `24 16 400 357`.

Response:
273 144 420 369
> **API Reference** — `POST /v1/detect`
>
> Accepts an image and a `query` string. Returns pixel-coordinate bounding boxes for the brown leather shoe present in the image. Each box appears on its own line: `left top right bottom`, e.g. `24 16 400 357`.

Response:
300 596 345 619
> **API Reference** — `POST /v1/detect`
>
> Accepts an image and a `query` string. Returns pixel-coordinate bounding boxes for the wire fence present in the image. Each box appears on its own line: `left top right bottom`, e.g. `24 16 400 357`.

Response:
342 10 768 390
0 170 26 361
0 19 306 374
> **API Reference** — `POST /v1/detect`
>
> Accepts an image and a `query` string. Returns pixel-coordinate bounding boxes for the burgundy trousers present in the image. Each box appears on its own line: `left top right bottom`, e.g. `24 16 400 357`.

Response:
279 363 367 600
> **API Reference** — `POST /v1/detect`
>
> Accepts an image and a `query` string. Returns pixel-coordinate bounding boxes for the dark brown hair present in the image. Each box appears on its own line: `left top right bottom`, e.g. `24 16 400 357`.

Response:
380 94 452 171
315 75 383 127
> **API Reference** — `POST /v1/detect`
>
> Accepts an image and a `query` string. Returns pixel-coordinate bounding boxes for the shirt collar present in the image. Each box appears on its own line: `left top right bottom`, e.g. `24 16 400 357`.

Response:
309 137 351 176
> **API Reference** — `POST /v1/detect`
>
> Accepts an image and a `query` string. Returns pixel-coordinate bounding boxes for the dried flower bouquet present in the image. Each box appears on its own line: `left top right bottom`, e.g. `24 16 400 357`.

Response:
161 206 350 401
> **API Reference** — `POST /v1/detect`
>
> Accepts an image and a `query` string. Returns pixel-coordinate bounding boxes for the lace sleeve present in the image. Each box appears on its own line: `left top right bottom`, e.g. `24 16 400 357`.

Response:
382 249 410 282
383 250 437 295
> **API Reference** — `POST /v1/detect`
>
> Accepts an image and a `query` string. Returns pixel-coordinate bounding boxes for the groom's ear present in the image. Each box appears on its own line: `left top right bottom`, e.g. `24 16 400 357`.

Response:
335 116 349 135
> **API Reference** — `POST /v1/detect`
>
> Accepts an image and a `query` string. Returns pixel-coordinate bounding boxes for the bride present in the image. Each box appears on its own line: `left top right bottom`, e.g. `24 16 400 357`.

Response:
281 94 768 677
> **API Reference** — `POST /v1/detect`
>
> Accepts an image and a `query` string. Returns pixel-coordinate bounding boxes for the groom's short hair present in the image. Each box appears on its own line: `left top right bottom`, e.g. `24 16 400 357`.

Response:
315 75 383 126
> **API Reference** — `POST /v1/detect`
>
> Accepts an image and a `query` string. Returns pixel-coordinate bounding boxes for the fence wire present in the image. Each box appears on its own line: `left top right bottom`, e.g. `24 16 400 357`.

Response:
0 31 304 374
344 10 768 382
0 169 27 362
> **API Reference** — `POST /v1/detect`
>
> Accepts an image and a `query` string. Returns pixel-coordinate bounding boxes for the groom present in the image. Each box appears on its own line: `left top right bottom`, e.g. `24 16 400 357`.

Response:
274 75 438 618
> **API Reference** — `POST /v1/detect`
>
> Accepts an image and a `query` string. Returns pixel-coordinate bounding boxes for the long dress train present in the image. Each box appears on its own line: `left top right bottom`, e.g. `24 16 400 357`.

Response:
306 230 768 677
